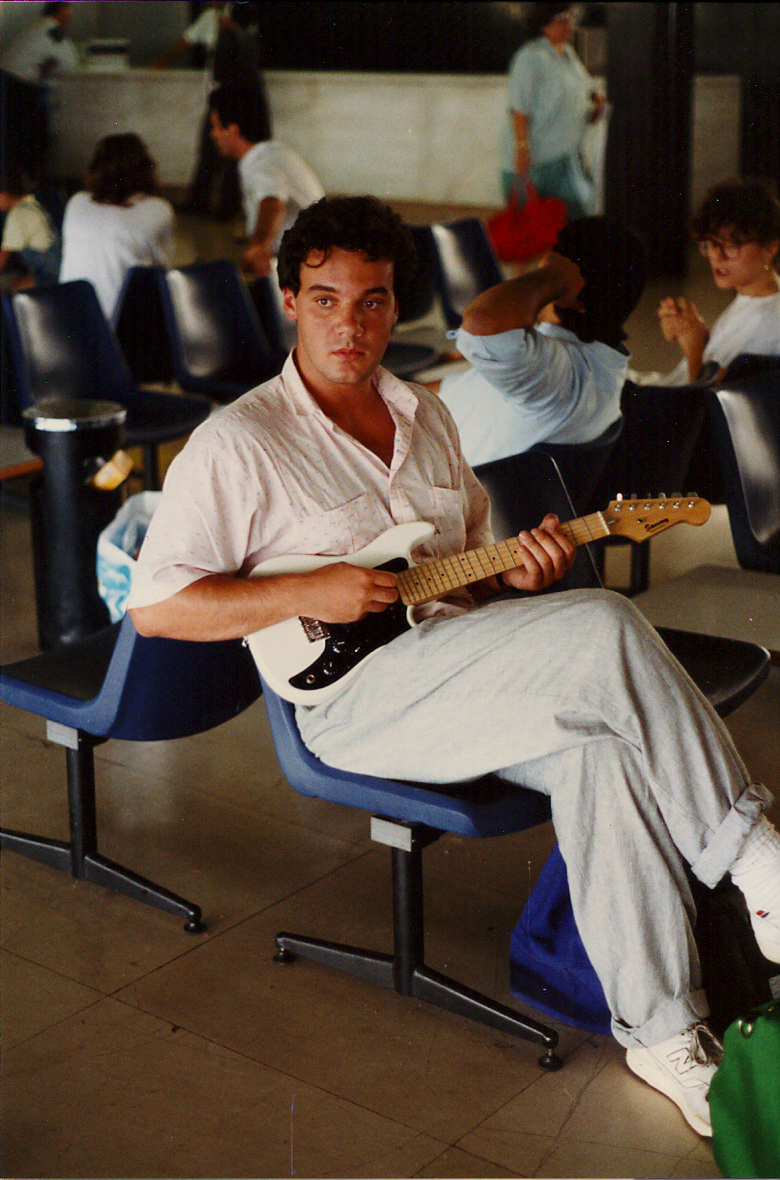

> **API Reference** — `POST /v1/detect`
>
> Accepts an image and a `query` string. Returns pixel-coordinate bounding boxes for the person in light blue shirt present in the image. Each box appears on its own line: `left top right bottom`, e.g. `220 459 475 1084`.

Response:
499 3 606 219
433 218 647 468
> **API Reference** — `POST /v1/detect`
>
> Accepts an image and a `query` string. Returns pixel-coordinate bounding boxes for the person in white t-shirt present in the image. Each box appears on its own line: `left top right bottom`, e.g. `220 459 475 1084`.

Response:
208 83 324 278
59 134 174 320
1 1 78 83
634 179 780 385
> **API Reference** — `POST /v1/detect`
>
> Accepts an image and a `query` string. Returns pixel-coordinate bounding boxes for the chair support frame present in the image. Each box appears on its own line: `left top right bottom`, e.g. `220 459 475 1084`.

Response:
274 815 563 1070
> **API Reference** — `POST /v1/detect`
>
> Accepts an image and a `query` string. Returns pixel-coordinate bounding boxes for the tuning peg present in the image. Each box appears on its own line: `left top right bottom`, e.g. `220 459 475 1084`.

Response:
685 491 697 498
658 492 667 499
672 492 682 498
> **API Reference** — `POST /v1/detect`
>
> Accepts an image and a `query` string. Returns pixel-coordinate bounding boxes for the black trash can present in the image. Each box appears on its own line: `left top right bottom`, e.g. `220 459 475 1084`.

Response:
22 399 128 650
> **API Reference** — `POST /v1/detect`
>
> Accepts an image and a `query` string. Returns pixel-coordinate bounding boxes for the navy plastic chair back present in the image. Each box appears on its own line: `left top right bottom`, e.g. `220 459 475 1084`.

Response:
399 226 438 324
157 260 274 401
430 218 504 329
3 281 136 411
249 266 295 374
473 448 602 593
114 266 174 386
708 371 780 573
535 418 623 517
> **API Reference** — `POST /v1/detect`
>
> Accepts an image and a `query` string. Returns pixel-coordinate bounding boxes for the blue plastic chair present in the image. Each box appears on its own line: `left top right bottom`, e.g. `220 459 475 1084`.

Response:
258 450 770 1062
708 369 780 574
156 260 275 403
430 218 504 330
0 614 262 931
2 281 210 489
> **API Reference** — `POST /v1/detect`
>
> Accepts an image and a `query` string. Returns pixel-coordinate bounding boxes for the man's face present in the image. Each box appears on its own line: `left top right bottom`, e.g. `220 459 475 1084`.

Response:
283 247 399 395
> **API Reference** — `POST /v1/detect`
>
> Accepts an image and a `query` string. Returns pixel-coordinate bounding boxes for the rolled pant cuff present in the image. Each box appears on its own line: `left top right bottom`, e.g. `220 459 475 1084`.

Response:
612 990 710 1050
691 782 774 889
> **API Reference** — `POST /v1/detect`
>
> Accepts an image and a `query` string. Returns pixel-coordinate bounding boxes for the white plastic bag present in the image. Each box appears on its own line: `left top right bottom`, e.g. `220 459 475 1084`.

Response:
96 491 161 622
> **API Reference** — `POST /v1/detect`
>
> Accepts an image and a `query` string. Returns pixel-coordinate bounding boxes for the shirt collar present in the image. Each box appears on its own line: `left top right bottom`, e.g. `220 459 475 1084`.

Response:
280 352 420 428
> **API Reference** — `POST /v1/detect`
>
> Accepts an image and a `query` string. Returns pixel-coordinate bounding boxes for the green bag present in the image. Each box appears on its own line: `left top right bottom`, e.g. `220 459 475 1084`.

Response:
710 1000 780 1178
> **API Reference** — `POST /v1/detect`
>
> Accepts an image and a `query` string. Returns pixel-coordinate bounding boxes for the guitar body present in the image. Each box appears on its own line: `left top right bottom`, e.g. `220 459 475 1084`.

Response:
246 522 435 704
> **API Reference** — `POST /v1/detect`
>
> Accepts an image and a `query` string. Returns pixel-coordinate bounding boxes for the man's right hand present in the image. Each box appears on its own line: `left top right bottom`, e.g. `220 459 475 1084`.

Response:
296 562 399 624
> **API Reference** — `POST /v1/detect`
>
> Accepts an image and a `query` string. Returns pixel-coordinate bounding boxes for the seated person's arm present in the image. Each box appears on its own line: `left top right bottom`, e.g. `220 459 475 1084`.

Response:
461 253 584 336
657 296 710 382
130 562 400 641
243 196 286 277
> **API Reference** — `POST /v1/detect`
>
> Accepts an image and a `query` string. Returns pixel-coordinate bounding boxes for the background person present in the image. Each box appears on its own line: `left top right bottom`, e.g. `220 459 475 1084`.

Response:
208 83 324 278
59 133 174 320
1 1 77 84
499 2 606 221
150 1 271 221
0 161 61 289
634 178 780 385
431 217 646 467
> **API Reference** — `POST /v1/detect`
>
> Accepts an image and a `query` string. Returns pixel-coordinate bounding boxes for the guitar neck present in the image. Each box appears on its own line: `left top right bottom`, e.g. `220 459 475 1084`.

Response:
397 512 609 607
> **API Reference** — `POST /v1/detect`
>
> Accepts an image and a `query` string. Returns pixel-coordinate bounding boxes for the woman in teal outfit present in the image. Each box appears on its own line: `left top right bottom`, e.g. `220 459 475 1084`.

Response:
500 3 605 221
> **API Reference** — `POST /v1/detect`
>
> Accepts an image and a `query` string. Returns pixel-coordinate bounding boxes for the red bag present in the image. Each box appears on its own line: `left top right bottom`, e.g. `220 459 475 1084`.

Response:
486 182 567 263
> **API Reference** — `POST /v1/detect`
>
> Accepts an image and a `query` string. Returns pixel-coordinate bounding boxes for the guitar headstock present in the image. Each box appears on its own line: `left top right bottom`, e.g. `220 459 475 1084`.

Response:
603 494 711 541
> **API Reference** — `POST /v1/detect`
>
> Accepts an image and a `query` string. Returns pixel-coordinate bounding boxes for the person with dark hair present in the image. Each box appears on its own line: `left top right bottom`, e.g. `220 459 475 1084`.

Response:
150 1 271 220
637 178 780 384
500 3 606 220
208 83 323 277
0 161 61 288
127 194 780 1142
1 2 77 83
429 217 646 466
59 133 174 319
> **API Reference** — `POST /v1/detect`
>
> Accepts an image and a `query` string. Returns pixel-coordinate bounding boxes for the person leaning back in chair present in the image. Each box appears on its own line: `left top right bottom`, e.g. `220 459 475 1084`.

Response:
428 217 647 467
127 195 780 1139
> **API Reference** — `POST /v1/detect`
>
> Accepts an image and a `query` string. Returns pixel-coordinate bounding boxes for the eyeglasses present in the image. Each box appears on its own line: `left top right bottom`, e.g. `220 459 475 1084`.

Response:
698 237 747 260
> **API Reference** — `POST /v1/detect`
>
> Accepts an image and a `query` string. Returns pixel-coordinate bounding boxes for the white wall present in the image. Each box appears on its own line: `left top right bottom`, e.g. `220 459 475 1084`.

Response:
50 68 741 214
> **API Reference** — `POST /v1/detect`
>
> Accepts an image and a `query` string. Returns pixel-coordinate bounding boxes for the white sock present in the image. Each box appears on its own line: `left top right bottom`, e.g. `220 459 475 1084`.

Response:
729 815 780 920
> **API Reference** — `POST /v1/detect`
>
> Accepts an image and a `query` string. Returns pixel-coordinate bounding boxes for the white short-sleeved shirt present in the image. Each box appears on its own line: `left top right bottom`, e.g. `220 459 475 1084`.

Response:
128 355 492 617
499 37 594 173
59 191 174 320
633 288 780 386
2 16 78 82
438 323 626 466
1 194 55 253
238 141 325 245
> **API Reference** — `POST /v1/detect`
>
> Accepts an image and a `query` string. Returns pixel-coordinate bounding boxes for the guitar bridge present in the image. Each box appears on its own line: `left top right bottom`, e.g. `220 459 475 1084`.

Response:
300 616 329 643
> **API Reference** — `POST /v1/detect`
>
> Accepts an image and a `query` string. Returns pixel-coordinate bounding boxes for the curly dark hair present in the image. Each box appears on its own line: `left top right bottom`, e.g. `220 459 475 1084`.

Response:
85 134 160 205
553 216 648 349
691 178 780 247
277 196 418 305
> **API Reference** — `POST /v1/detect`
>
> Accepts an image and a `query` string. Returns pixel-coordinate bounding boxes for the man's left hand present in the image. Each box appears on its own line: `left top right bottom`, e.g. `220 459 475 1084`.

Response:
502 513 576 593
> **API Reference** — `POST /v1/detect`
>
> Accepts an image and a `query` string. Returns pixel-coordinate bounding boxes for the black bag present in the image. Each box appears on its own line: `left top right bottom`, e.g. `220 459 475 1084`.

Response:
690 874 778 1040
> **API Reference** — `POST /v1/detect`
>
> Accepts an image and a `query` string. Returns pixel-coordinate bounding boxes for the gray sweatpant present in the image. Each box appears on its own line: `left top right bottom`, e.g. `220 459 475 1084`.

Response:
297 589 771 1049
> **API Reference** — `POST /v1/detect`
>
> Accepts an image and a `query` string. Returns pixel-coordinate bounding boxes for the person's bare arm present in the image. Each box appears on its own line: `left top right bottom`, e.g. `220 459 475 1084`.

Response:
461 253 584 337
242 196 286 276
512 111 531 179
129 562 400 641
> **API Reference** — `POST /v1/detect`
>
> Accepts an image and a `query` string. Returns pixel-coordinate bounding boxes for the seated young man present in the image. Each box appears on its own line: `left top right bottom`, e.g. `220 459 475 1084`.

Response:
128 195 780 1139
430 217 647 466
208 83 324 277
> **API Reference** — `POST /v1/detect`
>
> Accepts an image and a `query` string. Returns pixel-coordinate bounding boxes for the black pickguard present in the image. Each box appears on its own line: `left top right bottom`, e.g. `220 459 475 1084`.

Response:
289 558 411 693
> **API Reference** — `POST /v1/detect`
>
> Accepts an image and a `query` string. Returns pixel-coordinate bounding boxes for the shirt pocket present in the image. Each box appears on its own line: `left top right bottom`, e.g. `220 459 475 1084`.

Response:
293 491 391 557
413 486 467 560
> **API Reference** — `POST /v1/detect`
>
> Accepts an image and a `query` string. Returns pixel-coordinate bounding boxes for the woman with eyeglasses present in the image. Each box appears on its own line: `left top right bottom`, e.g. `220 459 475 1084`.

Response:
648 178 780 384
499 3 606 221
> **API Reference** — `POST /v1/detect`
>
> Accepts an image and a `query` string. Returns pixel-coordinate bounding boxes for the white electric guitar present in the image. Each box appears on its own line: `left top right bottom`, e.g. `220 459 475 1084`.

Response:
246 495 711 705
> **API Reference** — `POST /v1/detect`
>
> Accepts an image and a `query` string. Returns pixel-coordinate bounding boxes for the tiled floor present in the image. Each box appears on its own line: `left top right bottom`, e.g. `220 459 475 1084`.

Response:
2 209 778 1179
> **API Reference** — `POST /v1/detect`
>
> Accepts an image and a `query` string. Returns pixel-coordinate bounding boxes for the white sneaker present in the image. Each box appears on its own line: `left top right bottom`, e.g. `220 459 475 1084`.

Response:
626 1023 723 1137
